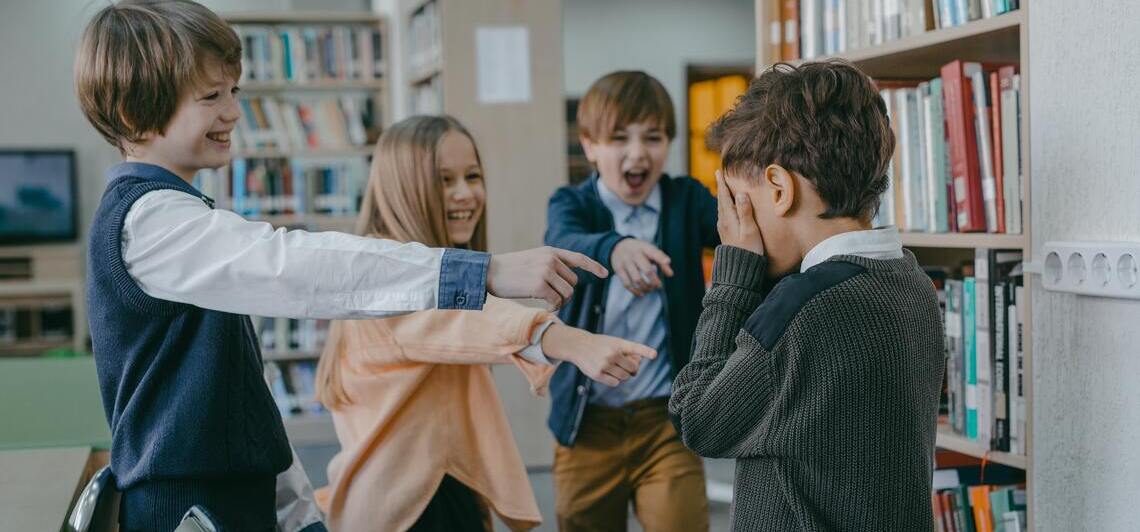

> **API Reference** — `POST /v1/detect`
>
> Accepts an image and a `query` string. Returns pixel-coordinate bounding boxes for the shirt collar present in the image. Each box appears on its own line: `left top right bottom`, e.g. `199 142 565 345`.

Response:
800 226 904 272
595 175 662 220
107 162 213 207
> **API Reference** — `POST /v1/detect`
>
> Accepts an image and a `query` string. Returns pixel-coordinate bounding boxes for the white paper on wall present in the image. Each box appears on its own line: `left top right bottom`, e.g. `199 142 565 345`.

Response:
475 26 532 104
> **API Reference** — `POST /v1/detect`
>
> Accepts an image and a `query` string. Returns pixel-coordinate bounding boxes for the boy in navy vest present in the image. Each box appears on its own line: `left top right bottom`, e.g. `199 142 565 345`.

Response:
76 2 610 530
544 71 720 531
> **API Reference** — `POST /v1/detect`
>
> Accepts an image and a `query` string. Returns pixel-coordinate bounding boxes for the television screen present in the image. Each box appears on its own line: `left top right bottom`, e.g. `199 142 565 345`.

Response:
0 150 77 244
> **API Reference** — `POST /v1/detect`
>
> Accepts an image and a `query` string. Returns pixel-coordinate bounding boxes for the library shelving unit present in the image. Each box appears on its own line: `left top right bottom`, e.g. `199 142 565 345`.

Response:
754 0 1033 525
0 245 86 357
218 11 393 445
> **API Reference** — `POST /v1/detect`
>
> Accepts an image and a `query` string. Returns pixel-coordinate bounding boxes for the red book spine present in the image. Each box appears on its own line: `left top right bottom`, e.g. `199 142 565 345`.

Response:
989 71 1006 233
941 60 986 232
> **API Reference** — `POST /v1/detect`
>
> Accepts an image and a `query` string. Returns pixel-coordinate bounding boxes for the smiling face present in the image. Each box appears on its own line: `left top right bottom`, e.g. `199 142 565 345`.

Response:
582 120 671 205
437 131 486 246
125 61 240 182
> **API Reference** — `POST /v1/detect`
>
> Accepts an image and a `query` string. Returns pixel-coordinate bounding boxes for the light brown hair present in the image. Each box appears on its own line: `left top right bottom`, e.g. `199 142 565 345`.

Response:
577 71 677 142
74 0 242 153
317 115 486 408
707 60 894 221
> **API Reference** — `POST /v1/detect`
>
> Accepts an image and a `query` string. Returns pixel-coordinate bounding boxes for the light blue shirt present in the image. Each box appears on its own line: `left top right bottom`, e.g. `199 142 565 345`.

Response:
590 180 673 407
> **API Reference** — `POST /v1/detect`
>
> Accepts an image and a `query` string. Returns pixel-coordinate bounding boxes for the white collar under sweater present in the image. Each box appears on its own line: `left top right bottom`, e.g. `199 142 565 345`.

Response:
799 226 904 273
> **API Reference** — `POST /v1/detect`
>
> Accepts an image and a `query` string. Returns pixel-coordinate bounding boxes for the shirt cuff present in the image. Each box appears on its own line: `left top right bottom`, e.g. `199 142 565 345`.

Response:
518 319 559 366
438 248 490 310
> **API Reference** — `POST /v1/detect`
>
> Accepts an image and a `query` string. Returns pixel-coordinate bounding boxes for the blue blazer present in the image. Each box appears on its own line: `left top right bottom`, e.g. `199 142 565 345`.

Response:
543 174 719 445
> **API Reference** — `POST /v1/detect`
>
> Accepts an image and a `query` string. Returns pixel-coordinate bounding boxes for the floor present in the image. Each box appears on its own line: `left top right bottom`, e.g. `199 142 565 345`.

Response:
296 445 736 531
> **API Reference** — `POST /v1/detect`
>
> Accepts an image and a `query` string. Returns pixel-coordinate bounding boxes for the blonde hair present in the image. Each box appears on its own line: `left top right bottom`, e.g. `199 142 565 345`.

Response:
316 115 486 408
75 0 242 153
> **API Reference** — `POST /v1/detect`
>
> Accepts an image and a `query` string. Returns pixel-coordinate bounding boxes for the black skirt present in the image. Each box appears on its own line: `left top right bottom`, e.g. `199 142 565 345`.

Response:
409 474 490 532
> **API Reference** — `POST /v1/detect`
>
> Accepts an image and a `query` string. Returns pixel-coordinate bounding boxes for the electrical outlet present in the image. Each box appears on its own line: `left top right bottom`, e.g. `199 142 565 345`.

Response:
1039 241 1140 299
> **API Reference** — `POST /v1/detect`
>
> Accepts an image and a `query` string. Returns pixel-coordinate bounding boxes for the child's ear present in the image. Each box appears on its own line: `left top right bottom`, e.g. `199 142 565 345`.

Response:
579 135 598 164
764 164 796 217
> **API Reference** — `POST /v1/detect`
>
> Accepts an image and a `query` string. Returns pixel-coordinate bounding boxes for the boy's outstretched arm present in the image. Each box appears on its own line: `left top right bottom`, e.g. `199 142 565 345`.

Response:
668 245 776 458
120 191 603 318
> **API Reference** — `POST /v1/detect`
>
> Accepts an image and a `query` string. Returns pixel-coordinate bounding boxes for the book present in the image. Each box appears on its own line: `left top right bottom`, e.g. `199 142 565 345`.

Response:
945 279 966 434
800 0 825 59
964 276 978 440
989 486 1027 530
969 485 995 532
989 71 1006 233
967 66 998 232
782 0 801 61
942 60 987 232
1012 284 1026 455
975 249 1022 450
896 88 928 231
999 67 1022 234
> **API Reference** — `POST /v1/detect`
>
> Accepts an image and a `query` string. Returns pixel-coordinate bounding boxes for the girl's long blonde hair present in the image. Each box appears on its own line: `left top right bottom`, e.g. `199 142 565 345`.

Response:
316 115 486 409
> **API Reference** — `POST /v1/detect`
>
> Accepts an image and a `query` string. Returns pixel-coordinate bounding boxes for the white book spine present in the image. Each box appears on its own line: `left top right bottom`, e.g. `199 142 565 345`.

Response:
801 0 823 59
1007 300 1018 453
968 66 998 232
911 87 929 232
871 0 884 46
1014 285 1026 455
974 249 992 448
837 0 848 53
896 90 915 230
922 88 940 232
1002 75 1022 234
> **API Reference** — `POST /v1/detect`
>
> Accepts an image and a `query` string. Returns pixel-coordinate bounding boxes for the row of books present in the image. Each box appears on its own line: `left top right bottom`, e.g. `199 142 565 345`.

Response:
874 60 1023 234
933 460 1026 532
234 95 379 152
194 158 368 217
407 0 443 78
769 0 1019 62
233 24 386 83
0 305 73 344
264 360 326 418
252 316 330 355
934 249 1026 455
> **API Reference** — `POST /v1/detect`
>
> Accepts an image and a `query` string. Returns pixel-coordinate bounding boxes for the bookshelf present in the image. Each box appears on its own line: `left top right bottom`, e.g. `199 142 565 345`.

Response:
219 11 392 446
755 0 1033 526
0 246 86 357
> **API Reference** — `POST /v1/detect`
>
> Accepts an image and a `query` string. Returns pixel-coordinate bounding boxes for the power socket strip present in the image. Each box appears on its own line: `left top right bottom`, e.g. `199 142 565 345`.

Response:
1038 241 1140 299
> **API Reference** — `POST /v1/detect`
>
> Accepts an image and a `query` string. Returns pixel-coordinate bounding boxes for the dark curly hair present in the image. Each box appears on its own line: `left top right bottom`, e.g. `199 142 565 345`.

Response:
706 60 894 221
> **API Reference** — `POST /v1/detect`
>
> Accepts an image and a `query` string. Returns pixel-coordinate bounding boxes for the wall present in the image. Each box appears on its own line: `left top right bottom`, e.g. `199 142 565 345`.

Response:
562 0 756 176
1029 1 1140 528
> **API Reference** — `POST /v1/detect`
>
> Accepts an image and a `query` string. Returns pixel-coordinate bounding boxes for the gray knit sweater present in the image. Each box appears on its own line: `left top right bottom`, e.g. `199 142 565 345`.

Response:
669 245 944 531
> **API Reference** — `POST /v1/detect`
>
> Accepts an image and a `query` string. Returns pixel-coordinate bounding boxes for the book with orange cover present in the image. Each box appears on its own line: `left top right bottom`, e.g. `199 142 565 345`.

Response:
781 0 800 61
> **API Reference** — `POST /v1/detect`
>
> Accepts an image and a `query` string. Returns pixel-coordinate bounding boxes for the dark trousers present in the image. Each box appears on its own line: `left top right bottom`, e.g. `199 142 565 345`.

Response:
409 474 490 532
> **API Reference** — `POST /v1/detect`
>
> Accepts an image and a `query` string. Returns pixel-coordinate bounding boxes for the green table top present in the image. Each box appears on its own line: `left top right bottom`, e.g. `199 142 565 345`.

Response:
0 357 111 450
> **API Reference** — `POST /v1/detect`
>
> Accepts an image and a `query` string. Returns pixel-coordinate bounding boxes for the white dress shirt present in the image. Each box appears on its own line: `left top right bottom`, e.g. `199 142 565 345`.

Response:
121 189 450 319
800 226 905 272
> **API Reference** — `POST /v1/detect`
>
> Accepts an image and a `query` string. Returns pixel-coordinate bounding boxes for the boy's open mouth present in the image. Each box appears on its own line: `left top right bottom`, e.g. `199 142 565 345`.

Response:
623 169 649 188
206 131 231 144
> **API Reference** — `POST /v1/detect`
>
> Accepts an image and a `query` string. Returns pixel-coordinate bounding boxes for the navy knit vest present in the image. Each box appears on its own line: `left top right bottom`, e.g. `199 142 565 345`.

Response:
88 163 291 531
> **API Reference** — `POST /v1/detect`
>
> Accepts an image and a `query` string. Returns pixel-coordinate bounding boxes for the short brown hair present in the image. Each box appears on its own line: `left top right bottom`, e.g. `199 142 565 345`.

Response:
707 60 894 221
75 0 242 152
577 71 676 142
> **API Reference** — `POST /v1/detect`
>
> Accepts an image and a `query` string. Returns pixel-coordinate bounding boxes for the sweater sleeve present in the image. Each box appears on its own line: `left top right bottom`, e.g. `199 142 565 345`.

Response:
339 296 558 393
668 245 778 458
543 186 626 285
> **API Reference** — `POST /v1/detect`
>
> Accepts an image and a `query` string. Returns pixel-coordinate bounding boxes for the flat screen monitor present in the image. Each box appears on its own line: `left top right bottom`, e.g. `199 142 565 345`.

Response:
0 149 78 245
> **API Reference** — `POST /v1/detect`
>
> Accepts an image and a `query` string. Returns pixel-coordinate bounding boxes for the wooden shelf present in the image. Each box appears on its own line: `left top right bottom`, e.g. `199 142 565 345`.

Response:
223 12 382 24
263 350 321 362
900 232 1028 250
0 282 79 297
234 148 373 159
240 80 386 92
794 11 1024 78
937 426 1027 470
0 340 75 357
282 413 336 445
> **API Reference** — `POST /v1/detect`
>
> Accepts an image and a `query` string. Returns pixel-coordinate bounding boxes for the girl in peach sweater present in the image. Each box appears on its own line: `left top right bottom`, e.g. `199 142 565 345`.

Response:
315 115 654 531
